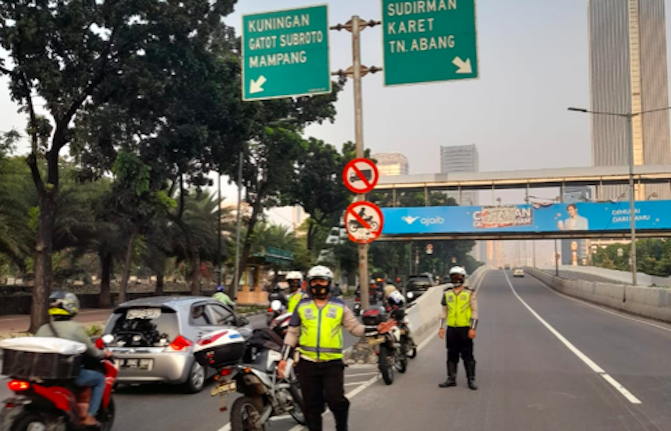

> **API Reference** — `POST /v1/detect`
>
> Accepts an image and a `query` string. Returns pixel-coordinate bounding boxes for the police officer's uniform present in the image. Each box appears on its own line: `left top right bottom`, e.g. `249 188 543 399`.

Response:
440 285 479 389
283 297 377 431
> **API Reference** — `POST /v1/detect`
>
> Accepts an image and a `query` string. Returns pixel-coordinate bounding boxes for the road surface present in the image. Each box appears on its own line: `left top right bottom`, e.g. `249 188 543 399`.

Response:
321 270 671 431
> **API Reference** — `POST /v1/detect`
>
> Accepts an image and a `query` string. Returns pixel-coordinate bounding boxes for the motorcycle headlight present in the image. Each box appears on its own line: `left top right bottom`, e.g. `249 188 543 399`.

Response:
407 292 414 299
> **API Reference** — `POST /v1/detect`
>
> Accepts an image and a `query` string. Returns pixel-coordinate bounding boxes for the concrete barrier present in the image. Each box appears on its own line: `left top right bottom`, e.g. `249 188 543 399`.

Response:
541 265 671 287
527 267 671 323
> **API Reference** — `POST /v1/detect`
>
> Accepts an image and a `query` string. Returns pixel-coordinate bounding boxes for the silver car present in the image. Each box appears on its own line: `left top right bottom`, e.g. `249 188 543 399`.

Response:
102 296 248 393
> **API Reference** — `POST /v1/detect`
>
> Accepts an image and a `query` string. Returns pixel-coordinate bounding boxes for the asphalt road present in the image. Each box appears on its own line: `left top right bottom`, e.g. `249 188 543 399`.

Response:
320 270 671 431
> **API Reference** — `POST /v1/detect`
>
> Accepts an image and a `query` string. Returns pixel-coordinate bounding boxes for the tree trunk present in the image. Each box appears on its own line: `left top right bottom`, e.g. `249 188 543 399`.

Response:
99 251 113 308
233 202 260 297
119 228 139 304
156 270 165 296
191 253 201 296
29 194 56 333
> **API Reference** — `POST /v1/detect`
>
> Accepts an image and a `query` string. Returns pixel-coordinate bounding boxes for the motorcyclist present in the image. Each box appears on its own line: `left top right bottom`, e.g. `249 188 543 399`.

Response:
383 284 406 322
286 271 305 313
268 282 289 310
213 285 235 308
35 292 112 427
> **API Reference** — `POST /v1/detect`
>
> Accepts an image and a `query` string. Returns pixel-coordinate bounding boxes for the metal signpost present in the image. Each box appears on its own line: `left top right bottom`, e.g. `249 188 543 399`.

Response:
382 0 479 86
242 5 332 101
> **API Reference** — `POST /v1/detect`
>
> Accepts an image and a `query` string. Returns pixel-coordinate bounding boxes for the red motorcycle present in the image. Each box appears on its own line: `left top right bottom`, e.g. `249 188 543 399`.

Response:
0 335 117 431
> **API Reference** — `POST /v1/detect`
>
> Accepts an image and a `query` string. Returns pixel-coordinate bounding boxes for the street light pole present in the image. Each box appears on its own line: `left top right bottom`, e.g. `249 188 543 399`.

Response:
567 106 671 290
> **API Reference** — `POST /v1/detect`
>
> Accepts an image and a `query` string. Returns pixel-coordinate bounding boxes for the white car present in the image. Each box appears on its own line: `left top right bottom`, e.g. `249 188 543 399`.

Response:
513 268 525 277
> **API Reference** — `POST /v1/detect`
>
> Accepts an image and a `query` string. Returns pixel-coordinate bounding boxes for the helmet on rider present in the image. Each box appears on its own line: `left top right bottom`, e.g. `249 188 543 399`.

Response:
216 285 226 293
286 271 303 293
307 265 333 300
48 291 80 320
449 266 467 287
383 284 398 297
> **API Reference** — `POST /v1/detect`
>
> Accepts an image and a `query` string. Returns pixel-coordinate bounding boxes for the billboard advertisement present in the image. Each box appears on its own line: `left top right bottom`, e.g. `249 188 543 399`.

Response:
381 200 671 235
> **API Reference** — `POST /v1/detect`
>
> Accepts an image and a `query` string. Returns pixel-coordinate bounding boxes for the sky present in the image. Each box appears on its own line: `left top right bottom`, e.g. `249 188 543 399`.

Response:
1 0 670 231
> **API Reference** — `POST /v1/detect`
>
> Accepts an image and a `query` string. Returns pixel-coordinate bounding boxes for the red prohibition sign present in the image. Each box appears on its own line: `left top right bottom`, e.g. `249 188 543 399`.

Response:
345 201 384 244
343 158 379 194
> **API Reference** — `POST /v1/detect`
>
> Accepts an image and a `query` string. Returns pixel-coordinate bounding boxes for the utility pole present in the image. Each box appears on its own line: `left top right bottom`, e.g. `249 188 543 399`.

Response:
233 151 244 299
331 16 381 310
217 171 222 287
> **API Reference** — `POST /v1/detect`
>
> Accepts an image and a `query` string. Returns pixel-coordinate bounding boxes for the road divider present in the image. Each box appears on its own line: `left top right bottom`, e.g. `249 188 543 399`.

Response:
527 267 671 323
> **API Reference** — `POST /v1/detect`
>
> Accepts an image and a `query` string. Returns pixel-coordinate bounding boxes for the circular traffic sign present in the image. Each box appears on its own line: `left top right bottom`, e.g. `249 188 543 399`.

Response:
343 158 379 194
345 201 384 244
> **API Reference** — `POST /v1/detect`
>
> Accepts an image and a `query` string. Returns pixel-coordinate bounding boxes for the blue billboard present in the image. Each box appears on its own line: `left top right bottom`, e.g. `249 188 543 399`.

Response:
381 200 671 235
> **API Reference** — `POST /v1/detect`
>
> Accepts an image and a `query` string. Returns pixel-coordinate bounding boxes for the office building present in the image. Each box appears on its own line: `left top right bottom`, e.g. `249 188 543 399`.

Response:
589 0 671 200
373 153 409 176
440 144 479 205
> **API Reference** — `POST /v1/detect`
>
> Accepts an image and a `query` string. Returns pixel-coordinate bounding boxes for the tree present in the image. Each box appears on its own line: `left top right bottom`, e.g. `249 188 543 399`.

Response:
0 0 237 331
284 140 354 256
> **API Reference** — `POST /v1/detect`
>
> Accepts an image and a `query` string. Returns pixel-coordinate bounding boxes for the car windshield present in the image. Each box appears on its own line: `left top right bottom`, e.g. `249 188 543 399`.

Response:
105 307 180 348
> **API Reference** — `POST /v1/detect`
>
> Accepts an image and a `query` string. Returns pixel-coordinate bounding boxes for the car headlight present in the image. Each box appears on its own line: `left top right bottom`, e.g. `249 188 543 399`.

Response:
407 292 414 299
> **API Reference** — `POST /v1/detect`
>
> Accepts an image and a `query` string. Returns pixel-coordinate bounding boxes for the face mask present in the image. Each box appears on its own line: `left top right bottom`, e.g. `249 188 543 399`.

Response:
310 285 330 299
451 276 464 287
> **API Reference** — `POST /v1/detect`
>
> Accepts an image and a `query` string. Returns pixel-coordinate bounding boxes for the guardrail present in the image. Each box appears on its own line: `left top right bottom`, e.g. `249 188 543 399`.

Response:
527 267 671 323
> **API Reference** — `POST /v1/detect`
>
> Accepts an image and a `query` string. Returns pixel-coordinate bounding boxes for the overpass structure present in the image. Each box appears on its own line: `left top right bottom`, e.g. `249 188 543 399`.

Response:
374 164 671 205
371 165 671 241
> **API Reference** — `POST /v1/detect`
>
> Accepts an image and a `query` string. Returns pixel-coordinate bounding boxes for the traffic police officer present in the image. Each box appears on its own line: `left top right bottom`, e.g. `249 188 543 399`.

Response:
438 266 479 390
278 265 395 431
286 271 305 313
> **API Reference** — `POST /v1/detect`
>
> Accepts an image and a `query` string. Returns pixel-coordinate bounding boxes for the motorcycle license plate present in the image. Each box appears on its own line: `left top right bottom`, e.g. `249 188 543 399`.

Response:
211 381 237 397
368 336 385 345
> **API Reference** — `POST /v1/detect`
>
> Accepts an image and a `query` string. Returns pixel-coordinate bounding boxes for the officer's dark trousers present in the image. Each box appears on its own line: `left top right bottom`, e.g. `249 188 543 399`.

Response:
446 326 475 364
296 359 350 431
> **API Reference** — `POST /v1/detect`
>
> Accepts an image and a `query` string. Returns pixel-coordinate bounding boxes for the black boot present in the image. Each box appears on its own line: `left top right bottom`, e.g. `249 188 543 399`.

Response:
333 407 349 431
439 362 457 388
466 362 478 391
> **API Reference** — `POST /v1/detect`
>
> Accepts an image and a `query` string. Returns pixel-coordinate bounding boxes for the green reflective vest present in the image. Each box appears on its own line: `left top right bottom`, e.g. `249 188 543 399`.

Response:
297 300 344 361
445 289 472 328
287 292 303 314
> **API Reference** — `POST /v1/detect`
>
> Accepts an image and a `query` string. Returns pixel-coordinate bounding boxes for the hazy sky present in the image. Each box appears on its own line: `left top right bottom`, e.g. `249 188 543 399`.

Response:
2 0 670 227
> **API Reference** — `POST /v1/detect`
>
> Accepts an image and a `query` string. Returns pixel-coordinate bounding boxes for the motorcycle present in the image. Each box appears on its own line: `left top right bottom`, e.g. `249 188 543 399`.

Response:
353 296 362 316
348 217 379 233
268 311 292 340
198 328 305 431
266 298 286 326
362 307 408 385
0 335 117 431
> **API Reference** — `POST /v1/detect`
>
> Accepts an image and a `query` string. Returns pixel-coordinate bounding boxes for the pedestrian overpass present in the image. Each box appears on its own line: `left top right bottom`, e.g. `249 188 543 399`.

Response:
372 165 671 241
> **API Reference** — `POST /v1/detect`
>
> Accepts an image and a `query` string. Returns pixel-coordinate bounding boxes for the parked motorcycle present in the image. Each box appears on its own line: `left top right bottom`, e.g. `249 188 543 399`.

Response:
0 335 118 431
363 307 407 385
268 312 292 340
196 328 305 431
266 298 286 326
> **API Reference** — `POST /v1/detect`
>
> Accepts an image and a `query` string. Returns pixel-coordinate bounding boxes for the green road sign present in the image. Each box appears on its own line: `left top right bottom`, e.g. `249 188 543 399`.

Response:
382 0 478 86
242 5 331 101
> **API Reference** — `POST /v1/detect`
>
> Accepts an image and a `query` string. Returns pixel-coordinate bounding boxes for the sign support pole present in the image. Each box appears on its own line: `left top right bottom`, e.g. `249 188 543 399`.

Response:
352 15 370 311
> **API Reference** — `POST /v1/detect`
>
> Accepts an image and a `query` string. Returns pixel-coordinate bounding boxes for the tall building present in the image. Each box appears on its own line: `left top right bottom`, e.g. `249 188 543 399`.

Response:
372 153 409 176
589 0 671 200
440 144 479 205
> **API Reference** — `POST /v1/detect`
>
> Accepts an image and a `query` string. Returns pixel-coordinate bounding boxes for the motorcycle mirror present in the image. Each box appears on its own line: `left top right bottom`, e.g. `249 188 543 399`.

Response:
270 300 282 311
101 334 115 345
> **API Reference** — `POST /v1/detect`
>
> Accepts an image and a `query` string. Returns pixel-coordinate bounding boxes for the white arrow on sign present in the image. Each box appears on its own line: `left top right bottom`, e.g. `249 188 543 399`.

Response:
452 57 472 74
250 76 267 94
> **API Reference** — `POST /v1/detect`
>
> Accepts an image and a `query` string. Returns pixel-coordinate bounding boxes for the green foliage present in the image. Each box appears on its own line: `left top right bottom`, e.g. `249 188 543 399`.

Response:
593 239 671 277
85 325 103 337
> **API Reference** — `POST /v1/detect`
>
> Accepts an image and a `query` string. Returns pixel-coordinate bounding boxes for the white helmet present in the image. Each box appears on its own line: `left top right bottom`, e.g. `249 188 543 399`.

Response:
286 271 303 282
307 265 334 281
449 266 467 277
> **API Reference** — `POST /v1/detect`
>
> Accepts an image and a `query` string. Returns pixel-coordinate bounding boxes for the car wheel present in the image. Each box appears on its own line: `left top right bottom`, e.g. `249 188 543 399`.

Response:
182 360 206 394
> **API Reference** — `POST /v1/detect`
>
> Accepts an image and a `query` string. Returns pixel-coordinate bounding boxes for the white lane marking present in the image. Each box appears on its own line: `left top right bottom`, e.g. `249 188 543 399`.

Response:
345 381 364 387
529 275 671 334
504 272 642 405
345 372 378 378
